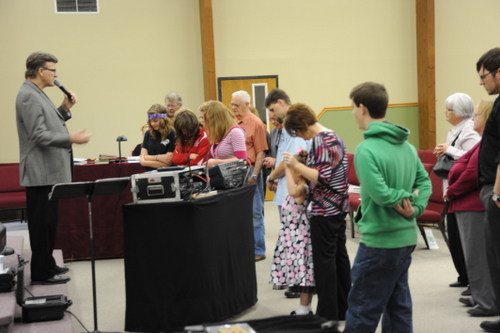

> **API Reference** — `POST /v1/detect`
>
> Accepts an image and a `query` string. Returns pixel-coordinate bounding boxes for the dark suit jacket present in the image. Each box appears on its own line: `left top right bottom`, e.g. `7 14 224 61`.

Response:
16 80 73 187
266 127 281 159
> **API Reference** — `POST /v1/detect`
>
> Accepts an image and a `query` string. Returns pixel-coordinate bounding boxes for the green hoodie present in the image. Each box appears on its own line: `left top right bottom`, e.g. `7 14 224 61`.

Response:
354 121 431 248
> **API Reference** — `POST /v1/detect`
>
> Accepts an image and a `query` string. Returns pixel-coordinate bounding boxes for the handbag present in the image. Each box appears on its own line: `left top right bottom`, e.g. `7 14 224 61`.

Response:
432 154 455 179
432 131 461 180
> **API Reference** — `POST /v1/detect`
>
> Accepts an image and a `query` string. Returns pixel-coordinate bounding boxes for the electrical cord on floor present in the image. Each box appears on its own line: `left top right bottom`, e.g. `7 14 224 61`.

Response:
65 310 90 333
23 286 34 297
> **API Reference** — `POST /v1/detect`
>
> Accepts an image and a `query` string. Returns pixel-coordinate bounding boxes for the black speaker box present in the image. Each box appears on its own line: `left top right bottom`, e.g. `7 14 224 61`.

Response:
208 159 248 189
0 267 16 292
16 257 72 323
21 294 71 323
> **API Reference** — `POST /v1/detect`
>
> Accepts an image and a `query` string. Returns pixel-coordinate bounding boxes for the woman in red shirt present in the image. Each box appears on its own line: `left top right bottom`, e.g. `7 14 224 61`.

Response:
172 109 209 166
445 100 496 317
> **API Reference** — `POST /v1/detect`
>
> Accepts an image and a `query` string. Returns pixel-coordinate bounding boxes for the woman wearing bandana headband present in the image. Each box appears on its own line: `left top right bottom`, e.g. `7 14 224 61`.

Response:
140 104 176 170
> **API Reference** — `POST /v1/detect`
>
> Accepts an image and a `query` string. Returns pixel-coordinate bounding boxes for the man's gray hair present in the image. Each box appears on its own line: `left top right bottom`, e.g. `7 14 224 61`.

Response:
232 90 251 104
165 92 182 105
25 52 58 79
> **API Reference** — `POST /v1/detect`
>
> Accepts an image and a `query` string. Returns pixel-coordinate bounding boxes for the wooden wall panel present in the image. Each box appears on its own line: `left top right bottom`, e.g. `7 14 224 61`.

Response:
416 0 436 149
199 0 217 100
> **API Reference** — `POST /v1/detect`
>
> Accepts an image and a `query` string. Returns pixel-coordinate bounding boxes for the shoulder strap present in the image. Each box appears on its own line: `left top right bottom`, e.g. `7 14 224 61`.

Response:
451 131 462 147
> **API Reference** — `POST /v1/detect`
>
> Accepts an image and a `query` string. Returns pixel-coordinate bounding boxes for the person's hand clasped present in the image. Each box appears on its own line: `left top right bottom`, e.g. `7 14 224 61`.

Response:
282 152 296 168
394 197 415 218
263 157 276 169
267 181 277 192
433 143 450 158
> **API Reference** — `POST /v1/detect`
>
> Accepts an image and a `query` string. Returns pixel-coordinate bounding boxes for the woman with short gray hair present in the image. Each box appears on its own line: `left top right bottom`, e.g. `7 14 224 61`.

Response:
434 92 481 292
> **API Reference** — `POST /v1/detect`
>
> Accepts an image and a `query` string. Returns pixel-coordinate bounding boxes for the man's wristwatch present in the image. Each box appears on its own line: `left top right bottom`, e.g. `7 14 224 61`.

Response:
492 193 500 202
266 175 274 183
251 175 258 181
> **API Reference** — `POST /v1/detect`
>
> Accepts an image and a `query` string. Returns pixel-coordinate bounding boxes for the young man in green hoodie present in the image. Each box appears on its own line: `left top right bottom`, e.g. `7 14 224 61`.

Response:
343 82 431 333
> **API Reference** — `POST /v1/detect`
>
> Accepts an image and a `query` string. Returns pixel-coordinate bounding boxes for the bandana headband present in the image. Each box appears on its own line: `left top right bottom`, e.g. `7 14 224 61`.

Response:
148 113 167 119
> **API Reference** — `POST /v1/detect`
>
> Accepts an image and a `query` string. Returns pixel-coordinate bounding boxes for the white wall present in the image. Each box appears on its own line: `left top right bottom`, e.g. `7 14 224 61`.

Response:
0 0 203 162
435 0 500 143
1 0 499 163
213 0 417 113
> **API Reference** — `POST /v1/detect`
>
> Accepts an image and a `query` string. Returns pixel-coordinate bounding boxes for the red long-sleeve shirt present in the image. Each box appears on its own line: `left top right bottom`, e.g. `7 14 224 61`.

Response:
447 142 484 212
172 130 210 166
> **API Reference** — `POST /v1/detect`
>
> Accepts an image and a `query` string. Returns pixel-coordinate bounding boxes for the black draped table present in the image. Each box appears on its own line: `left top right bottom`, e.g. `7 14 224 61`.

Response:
55 162 146 260
123 184 258 333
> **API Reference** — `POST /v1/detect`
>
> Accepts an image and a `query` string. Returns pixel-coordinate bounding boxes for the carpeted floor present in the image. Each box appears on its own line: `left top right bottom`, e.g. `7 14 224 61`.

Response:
4 201 494 333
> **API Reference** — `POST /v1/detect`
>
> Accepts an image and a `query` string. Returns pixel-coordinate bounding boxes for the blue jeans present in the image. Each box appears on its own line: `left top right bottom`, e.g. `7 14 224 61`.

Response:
344 243 415 333
248 167 265 256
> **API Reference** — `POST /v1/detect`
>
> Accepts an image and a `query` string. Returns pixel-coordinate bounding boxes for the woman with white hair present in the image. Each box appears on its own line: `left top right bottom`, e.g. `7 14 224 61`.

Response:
434 92 481 292
445 101 497 317
434 93 480 159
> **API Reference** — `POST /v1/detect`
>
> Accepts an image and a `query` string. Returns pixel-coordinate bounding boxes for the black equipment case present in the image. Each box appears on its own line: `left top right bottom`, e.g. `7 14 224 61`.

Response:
131 166 207 203
0 222 6 254
208 159 248 189
0 267 16 292
16 257 72 323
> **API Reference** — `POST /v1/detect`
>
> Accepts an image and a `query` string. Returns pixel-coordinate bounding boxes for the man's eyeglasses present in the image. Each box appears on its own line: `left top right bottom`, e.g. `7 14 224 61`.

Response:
479 69 498 80
43 68 56 73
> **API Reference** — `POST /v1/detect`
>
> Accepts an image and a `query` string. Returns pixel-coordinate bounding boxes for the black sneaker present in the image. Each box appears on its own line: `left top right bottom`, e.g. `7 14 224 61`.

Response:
290 310 313 316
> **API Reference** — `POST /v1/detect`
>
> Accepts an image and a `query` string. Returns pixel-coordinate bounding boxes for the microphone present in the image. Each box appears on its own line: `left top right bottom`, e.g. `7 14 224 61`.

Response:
116 135 128 163
54 80 73 99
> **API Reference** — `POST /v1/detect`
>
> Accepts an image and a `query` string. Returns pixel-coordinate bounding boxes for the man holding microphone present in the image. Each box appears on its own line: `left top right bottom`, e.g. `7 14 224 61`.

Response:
16 51 91 285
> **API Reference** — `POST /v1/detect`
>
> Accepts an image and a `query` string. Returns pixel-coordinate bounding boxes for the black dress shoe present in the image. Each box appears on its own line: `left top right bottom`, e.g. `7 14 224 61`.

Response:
459 297 473 307
0 246 15 256
54 265 70 275
467 308 497 317
31 275 71 285
480 320 500 333
284 290 301 298
461 286 471 296
449 281 468 287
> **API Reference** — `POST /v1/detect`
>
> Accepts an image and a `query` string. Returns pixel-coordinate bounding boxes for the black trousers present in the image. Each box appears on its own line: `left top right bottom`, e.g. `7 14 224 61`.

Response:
309 214 351 321
481 185 500 311
447 212 469 285
26 186 59 281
